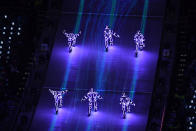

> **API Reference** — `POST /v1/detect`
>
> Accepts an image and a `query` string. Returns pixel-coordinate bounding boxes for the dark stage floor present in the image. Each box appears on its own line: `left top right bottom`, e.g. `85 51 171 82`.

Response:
30 14 163 131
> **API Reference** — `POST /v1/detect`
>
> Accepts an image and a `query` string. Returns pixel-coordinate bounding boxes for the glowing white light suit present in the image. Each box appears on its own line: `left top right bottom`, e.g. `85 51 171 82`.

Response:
120 93 135 119
62 30 81 52
81 88 103 116
134 30 145 56
49 89 68 114
104 25 120 51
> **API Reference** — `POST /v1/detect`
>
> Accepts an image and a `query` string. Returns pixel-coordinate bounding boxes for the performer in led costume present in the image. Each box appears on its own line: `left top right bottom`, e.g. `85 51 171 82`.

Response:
120 93 135 119
62 30 81 52
134 30 145 56
49 89 68 114
81 88 103 116
104 25 120 51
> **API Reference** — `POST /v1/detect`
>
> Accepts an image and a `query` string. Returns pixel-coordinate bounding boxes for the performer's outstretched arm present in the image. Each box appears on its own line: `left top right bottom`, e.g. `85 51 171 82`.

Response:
97 94 103 99
75 31 81 37
81 95 88 101
49 89 54 95
113 32 120 38
62 30 69 37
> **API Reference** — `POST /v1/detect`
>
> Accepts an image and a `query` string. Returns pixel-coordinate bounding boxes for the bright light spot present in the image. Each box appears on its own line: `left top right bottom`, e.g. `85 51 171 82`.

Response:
4 15 7 19
10 27 13 30
18 27 21 30
12 22 15 25
1 41 3 44
0 46 2 49
191 100 193 103
8 46 10 49
189 105 192 108
10 32 13 35
0 51 2 54
9 37 11 40
7 51 10 54
3 27 6 30
189 127 192 130
17 32 20 35
190 122 192 125
3 32 5 35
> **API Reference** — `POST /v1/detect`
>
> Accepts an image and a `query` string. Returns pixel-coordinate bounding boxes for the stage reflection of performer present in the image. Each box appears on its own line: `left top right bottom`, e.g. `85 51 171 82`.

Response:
49 89 68 114
81 88 103 116
62 30 81 52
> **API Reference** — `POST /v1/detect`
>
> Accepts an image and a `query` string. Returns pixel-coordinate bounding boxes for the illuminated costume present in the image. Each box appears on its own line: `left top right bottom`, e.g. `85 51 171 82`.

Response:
62 30 81 52
134 30 145 56
120 93 135 119
81 88 103 116
104 25 120 51
49 89 68 114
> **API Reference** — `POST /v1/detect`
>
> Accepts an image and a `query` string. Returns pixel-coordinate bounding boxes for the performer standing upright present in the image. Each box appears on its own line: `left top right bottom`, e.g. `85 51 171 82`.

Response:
81 88 103 116
49 89 68 114
104 25 120 51
62 30 81 52
120 93 135 119
134 30 145 57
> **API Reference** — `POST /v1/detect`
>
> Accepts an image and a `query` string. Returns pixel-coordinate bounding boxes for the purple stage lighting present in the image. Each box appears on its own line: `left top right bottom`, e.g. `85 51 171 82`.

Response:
81 88 103 116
